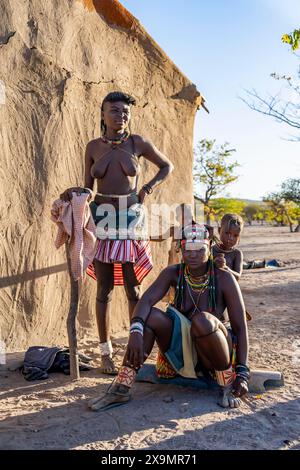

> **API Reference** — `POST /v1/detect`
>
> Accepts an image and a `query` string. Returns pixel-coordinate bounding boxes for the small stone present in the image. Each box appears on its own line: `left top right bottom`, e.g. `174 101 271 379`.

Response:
259 302 265 305
163 396 174 403
271 412 277 417
180 402 189 412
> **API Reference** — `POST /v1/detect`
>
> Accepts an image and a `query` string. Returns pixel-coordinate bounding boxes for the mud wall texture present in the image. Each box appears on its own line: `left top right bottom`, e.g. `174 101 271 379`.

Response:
0 0 201 350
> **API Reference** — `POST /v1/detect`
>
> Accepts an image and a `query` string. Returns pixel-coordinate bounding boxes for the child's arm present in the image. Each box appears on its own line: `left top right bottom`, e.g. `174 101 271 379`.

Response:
214 249 243 281
228 249 243 281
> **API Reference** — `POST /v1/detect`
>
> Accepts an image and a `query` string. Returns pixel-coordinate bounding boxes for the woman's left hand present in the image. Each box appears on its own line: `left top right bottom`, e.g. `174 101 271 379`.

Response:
138 188 148 204
232 376 249 397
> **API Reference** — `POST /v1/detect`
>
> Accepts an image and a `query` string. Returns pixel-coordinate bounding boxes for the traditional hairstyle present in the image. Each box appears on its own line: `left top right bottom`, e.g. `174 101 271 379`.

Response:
100 91 136 135
220 213 244 232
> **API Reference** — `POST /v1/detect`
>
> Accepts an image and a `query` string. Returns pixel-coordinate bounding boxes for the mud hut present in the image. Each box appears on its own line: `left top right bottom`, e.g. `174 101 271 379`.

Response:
0 0 204 350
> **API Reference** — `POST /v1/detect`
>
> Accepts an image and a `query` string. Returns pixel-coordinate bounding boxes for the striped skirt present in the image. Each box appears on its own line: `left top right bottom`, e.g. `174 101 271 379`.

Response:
86 200 153 285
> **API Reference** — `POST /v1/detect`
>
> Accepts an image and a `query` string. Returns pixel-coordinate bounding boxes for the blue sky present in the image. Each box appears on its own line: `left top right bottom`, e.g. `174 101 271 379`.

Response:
121 0 300 200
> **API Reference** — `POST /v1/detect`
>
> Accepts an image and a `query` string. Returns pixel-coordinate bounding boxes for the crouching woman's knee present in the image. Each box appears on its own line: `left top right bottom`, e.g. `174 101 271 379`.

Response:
190 311 218 339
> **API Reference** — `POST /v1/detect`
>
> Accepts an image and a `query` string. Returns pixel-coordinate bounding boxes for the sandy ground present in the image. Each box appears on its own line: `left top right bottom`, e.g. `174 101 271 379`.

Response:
0 225 299 450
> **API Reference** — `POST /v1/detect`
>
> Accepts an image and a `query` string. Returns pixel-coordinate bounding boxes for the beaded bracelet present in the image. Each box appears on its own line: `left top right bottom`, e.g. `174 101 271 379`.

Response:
236 374 250 383
236 364 250 374
130 321 144 337
130 329 143 337
235 364 250 381
130 316 145 326
130 322 144 331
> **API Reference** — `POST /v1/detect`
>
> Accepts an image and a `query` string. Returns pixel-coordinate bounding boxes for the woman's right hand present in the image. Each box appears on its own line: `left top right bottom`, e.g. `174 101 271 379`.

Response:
124 332 146 370
59 187 86 202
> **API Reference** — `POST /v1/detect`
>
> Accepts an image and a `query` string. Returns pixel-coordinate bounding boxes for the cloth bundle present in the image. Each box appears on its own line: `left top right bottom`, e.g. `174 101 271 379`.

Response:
50 193 97 280
22 346 92 381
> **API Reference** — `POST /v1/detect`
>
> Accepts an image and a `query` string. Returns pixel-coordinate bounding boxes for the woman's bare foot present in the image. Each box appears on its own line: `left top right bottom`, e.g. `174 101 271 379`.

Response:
218 386 242 408
100 355 118 375
88 383 131 411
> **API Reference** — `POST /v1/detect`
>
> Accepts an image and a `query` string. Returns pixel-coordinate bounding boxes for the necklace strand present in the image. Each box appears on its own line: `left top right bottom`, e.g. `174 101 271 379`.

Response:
101 131 130 146
186 281 208 316
184 265 209 292
215 243 234 254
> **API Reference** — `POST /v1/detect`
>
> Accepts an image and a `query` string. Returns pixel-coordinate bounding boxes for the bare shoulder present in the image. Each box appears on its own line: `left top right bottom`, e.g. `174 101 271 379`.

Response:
233 248 243 260
131 134 149 144
87 137 102 149
152 264 180 290
85 138 105 161
217 269 237 288
160 264 180 282
131 134 153 154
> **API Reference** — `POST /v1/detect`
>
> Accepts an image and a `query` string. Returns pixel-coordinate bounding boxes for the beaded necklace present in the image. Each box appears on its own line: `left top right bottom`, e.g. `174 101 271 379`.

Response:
214 243 234 254
186 282 204 317
101 131 130 147
174 255 217 313
184 265 209 292
184 267 210 317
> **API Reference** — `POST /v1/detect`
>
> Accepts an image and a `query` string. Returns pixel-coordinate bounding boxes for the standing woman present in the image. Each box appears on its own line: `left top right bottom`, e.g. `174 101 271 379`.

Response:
60 91 174 374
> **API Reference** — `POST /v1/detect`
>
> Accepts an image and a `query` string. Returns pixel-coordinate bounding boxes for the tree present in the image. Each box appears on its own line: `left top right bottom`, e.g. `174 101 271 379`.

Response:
262 179 300 232
281 178 300 231
263 192 296 231
281 178 300 204
289 204 300 232
242 28 300 140
254 205 269 225
193 139 240 224
243 203 262 225
209 198 245 226
282 29 300 51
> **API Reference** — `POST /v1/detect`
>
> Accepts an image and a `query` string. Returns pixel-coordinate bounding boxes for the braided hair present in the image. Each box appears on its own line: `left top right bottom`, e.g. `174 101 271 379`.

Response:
100 91 136 136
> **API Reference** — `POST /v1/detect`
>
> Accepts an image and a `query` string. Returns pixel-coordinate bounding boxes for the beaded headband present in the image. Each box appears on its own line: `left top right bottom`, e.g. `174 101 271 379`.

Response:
180 224 210 251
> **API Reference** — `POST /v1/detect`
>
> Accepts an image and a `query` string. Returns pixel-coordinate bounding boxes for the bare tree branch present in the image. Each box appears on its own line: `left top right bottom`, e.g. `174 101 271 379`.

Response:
241 89 300 130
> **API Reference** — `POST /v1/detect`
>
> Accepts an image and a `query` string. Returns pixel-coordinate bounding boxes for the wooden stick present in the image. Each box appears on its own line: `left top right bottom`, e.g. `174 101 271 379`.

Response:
65 242 80 380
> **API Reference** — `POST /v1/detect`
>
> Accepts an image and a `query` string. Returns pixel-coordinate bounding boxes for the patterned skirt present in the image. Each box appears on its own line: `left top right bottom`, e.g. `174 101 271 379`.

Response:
86 199 153 286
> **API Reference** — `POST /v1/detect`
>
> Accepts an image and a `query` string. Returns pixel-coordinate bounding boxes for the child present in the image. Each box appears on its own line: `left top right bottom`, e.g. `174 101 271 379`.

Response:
212 213 244 281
